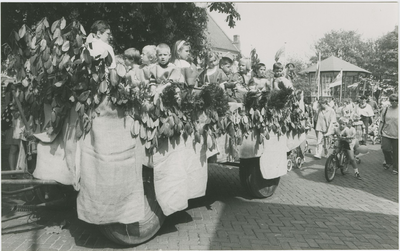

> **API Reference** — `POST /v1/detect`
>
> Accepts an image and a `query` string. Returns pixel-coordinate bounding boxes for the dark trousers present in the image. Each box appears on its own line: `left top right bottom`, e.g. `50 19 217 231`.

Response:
360 116 370 144
381 136 398 171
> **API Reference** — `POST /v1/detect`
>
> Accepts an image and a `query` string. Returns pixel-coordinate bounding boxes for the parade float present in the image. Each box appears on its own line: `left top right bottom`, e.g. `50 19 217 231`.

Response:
1 17 306 245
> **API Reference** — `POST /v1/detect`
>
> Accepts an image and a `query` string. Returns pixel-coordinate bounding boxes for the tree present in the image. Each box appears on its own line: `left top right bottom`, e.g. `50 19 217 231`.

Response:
286 57 314 102
1 2 240 59
310 30 369 67
373 26 398 88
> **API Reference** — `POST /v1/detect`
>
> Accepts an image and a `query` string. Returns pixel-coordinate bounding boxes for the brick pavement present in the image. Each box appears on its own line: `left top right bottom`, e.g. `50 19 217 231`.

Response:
1 133 398 250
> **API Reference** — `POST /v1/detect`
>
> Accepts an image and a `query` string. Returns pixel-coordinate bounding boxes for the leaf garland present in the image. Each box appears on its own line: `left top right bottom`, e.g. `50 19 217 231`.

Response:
5 16 306 156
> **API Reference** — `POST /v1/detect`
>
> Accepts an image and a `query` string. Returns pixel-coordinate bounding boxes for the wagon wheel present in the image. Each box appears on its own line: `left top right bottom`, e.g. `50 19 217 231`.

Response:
99 166 165 246
239 158 253 192
240 158 280 198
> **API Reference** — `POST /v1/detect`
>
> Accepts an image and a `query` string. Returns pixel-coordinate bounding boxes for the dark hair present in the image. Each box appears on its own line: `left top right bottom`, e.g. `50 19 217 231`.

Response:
273 62 283 71
90 20 110 34
285 63 295 68
219 57 233 67
359 95 367 100
253 63 266 72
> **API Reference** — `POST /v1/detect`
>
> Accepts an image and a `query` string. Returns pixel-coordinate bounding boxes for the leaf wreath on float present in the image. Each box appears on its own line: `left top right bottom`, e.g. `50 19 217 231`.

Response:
4 17 91 138
5 17 146 140
158 83 230 153
241 79 305 144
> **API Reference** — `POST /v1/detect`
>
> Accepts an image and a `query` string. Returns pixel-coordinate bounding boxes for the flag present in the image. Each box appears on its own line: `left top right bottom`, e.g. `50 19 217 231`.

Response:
347 82 359 89
315 52 321 98
275 43 286 63
329 70 343 88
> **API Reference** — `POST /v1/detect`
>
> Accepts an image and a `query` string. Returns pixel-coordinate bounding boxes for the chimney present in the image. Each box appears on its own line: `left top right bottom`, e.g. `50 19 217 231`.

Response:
233 35 241 51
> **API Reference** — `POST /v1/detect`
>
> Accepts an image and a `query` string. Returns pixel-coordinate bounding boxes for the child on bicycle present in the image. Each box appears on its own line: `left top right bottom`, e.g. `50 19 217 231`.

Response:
331 117 362 180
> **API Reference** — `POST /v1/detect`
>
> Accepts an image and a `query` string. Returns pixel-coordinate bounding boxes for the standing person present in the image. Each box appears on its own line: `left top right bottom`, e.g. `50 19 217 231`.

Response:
304 99 314 134
355 95 374 145
328 97 335 108
341 99 354 120
314 99 337 159
366 93 379 120
352 114 365 145
171 40 198 86
380 96 391 109
312 97 319 132
88 20 116 69
2 84 24 170
335 101 344 120
378 94 398 174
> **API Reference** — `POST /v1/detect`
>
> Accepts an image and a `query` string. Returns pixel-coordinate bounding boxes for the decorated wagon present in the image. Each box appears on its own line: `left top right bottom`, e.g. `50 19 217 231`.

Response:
1 17 306 246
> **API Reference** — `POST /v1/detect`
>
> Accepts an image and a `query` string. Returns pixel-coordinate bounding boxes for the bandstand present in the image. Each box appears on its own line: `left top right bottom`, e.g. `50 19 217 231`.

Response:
301 56 371 101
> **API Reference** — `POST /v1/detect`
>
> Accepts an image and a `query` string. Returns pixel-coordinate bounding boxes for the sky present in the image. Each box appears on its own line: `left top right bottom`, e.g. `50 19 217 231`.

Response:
209 1 399 69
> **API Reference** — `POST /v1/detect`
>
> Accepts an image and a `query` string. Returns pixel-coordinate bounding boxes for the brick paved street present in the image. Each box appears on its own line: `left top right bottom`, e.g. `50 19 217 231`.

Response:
2 133 398 250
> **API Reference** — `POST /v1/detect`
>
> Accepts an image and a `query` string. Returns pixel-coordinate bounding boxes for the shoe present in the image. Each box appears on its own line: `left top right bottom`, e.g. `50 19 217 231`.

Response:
355 172 362 180
313 155 321 159
383 164 390 170
393 170 398 175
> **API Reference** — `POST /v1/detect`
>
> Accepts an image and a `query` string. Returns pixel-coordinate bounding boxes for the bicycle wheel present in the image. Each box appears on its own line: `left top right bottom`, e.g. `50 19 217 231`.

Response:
340 154 349 175
325 155 336 182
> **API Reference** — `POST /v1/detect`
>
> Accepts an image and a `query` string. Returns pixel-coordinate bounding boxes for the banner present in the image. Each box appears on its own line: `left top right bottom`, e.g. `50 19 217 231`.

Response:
329 70 343 88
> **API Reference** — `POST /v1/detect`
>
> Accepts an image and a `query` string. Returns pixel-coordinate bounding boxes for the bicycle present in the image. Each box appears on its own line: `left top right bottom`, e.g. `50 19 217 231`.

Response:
324 136 361 182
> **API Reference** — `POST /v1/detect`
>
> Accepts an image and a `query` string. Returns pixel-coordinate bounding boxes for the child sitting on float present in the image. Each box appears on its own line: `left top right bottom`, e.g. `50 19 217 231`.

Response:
148 43 183 101
270 62 293 90
122 48 143 90
248 63 270 92
218 56 238 102
149 43 182 86
140 45 157 85
197 51 228 88
171 40 198 87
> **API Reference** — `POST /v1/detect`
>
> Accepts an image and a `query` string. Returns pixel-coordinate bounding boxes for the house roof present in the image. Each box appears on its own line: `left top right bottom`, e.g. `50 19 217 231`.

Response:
301 55 371 74
207 13 240 53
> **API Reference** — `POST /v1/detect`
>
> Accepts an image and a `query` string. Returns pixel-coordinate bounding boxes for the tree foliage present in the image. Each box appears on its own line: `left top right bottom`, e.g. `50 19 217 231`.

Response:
1 2 240 59
310 30 368 66
286 57 314 102
372 26 398 86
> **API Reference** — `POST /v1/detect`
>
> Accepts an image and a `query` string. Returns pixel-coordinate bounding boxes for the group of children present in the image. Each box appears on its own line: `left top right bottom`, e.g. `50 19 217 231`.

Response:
116 39 296 105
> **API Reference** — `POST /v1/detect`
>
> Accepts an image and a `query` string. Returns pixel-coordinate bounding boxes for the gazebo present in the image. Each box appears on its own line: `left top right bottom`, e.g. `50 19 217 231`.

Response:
301 56 371 101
